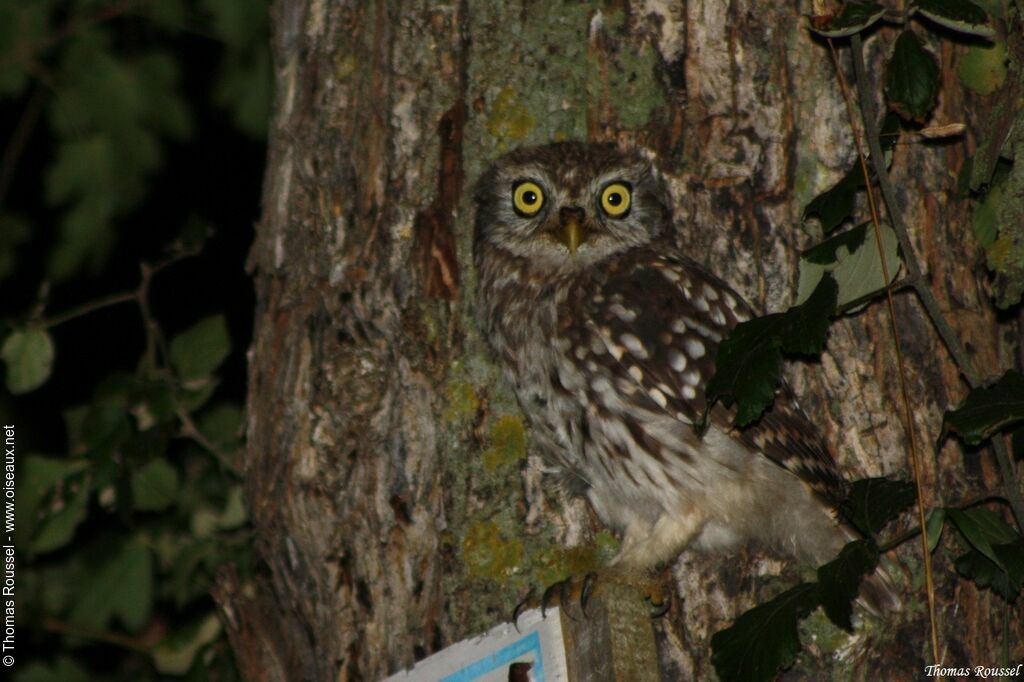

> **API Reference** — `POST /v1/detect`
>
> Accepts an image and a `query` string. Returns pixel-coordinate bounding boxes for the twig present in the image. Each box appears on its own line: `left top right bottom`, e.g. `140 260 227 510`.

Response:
43 617 154 653
828 34 942 671
175 403 239 473
41 290 138 328
877 492 1005 552
0 0 146 71
848 34 1024 529
0 83 46 206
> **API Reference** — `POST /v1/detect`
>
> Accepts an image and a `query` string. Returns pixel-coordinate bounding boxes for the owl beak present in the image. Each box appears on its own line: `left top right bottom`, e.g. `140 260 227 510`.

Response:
557 207 587 255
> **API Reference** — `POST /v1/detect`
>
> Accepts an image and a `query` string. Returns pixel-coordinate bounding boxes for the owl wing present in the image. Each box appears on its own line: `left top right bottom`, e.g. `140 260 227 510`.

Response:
576 250 847 504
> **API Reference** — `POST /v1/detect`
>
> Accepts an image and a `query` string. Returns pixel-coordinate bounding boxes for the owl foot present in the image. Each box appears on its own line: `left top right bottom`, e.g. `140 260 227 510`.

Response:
514 569 671 630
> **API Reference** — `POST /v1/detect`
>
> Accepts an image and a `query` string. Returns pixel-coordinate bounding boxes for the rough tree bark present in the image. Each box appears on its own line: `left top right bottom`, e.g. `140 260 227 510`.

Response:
215 1 1024 680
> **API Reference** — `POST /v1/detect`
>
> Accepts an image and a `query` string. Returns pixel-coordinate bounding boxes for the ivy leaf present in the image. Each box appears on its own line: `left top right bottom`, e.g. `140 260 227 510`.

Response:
170 315 231 382
886 31 940 124
797 221 901 309
946 507 1018 568
1 327 55 394
841 477 916 537
710 582 821 682
708 276 837 426
816 539 879 631
916 0 994 39
943 370 1024 445
808 2 886 38
955 539 1024 601
131 459 180 512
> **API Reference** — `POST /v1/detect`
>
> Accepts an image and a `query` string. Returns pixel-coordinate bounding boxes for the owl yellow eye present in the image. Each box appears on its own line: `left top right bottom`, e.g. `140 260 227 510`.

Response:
600 182 632 217
512 181 545 216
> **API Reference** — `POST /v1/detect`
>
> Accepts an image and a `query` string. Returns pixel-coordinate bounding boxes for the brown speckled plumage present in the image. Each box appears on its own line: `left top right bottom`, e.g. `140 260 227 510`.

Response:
473 142 897 611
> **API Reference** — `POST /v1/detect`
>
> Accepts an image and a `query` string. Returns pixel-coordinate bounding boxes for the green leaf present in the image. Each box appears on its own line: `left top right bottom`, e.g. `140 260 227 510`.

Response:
972 178 1003 248
926 508 946 552
841 477 916 536
82 375 134 455
13 656 92 682
808 2 886 38
708 276 837 426
45 32 192 280
947 507 1018 568
152 613 223 675
131 459 180 512
169 315 231 382
16 455 87 546
69 539 154 633
0 3 51 98
797 221 901 309
215 43 271 138
917 0 994 39
711 582 821 682
198 402 244 449
45 138 117 281
202 0 269 47
802 166 862 233
816 539 879 631
2 327 55 394
31 481 90 554
955 539 1024 601
958 41 1007 96
885 31 940 124
203 0 271 137
943 370 1024 445
803 115 899 233
192 485 248 537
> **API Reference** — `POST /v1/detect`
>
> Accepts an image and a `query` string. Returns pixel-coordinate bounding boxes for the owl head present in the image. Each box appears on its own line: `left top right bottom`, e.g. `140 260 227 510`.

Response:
473 142 673 273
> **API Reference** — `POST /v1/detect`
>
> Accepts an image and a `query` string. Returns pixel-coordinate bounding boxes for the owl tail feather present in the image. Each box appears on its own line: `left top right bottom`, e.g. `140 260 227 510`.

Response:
857 565 902 616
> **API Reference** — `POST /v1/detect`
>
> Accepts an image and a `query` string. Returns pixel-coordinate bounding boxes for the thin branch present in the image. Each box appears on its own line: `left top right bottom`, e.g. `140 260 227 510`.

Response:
175 403 239 473
41 290 138 328
877 492 1006 552
0 0 145 71
835 274 916 315
43 617 153 653
0 83 46 206
848 34 1024 529
828 34 942 670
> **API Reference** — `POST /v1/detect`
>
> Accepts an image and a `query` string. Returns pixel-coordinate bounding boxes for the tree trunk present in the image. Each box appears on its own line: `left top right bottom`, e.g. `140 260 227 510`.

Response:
217 1 1023 679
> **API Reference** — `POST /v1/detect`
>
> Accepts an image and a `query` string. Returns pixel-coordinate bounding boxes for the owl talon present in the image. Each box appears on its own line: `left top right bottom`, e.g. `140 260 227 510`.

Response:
647 594 671 619
579 571 599 616
541 578 582 621
512 588 537 632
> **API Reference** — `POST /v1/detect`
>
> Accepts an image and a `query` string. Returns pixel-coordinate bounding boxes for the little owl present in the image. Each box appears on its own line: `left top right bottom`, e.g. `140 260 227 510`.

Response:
473 141 897 613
